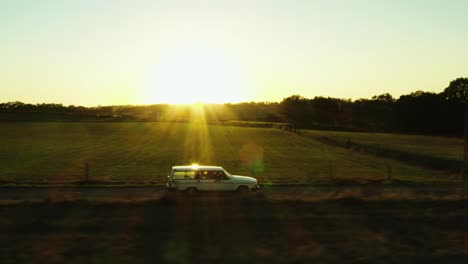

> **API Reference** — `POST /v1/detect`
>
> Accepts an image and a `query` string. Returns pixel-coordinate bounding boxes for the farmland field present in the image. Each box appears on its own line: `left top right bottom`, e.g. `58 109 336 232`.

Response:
303 130 464 162
0 122 458 184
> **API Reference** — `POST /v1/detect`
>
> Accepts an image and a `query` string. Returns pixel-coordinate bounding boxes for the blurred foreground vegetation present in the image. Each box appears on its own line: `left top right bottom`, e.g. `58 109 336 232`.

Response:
1 198 468 263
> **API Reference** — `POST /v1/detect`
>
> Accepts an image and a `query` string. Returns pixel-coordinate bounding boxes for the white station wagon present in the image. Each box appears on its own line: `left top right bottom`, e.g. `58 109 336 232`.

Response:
166 165 260 193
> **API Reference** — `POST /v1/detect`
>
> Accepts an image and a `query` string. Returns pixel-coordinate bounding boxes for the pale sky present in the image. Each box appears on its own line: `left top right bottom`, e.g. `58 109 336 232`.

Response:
1 0 467 105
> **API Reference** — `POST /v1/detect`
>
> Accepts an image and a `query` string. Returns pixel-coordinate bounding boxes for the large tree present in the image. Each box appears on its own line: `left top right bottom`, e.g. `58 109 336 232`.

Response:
443 78 468 180
443 77 468 104
280 95 312 128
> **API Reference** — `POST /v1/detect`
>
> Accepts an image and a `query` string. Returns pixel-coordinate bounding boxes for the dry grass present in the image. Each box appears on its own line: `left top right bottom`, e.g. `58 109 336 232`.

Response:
1 197 468 263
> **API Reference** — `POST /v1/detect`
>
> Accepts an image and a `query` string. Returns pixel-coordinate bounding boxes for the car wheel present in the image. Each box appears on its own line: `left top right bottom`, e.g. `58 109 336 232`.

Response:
185 187 198 195
237 185 250 193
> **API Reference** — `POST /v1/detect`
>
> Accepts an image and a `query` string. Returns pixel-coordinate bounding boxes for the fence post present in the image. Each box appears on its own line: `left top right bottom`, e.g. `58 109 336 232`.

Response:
386 162 392 182
463 104 468 183
328 161 335 181
84 162 89 182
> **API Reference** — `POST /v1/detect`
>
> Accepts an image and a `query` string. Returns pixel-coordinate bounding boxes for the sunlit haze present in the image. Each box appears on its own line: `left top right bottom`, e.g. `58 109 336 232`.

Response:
1 0 468 106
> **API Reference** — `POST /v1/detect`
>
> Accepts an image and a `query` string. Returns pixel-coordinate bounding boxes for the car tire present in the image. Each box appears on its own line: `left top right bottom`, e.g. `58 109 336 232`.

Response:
185 187 198 195
237 185 250 193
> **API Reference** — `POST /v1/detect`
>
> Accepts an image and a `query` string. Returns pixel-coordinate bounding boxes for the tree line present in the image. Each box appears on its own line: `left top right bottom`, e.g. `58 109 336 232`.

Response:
281 78 467 136
1 78 467 136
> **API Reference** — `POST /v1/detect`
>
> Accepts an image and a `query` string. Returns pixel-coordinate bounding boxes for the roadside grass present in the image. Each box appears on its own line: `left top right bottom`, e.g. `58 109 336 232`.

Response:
1 198 468 263
0 122 458 185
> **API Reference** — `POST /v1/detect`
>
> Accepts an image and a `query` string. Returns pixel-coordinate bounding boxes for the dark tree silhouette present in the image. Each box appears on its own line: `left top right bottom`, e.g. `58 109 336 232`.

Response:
442 78 468 179
395 91 453 134
2 77 468 136
443 77 468 104
372 93 395 102
281 95 312 129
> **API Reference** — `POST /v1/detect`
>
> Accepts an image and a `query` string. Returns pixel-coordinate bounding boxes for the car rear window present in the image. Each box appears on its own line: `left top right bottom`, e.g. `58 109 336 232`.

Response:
172 170 197 180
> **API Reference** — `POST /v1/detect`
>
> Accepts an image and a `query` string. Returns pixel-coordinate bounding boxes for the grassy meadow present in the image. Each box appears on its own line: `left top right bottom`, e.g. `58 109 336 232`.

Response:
0 122 458 184
303 130 464 162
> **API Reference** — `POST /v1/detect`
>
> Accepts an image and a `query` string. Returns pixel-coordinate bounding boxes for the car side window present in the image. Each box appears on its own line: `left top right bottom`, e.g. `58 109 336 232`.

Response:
173 169 228 180
210 171 220 180
200 171 208 179
173 170 197 180
172 171 185 180
213 171 227 180
198 171 219 180
219 171 228 180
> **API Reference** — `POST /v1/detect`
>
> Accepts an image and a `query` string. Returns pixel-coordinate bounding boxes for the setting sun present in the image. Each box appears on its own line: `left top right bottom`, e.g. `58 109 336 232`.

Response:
144 47 250 104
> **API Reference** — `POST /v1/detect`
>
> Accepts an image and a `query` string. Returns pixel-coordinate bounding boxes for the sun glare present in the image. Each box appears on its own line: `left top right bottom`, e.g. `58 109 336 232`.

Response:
145 47 249 104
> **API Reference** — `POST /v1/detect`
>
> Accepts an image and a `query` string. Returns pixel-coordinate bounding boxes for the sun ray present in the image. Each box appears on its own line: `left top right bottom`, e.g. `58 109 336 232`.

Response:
183 104 214 164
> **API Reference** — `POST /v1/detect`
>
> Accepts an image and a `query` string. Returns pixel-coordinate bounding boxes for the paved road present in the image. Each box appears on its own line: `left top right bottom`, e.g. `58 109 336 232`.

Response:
0 185 466 201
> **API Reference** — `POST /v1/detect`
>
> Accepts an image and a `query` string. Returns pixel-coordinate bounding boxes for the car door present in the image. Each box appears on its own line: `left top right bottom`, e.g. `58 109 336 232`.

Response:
196 170 217 191
212 171 234 191
173 170 196 190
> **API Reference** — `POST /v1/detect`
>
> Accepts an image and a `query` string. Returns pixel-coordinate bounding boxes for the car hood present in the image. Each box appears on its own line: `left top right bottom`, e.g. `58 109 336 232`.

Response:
230 175 257 184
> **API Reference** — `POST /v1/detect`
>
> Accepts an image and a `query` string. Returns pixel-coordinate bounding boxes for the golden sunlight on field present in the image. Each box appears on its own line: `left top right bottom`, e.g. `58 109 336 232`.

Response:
183 104 213 164
144 47 250 104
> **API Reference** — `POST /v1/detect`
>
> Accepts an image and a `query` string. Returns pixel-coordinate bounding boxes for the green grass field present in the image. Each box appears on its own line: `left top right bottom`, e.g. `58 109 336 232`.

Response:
303 130 464 162
0 122 459 184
